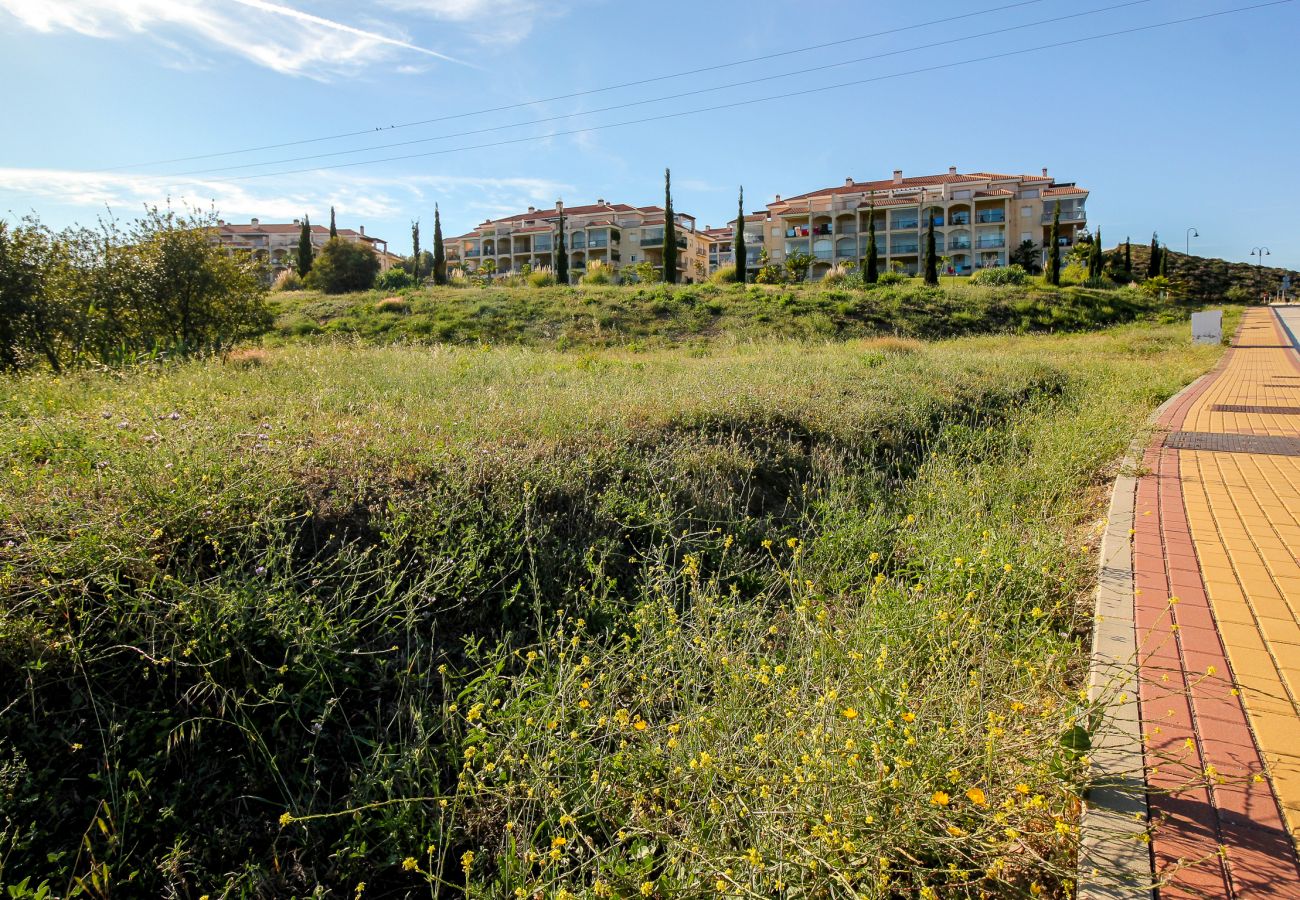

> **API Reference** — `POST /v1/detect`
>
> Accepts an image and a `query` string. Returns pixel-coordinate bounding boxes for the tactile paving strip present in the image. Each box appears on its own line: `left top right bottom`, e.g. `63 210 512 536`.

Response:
1211 404 1300 415
1165 431 1300 456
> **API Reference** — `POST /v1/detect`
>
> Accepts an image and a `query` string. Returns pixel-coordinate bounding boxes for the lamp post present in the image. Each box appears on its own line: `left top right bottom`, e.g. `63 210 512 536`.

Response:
1251 247 1271 301
1185 226 1198 256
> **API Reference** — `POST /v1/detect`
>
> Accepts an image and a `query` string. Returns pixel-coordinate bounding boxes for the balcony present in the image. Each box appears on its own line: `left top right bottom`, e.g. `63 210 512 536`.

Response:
891 219 919 231
891 243 920 255
976 212 1006 224
975 237 1005 249
588 239 609 249
640 235 687 248
786 228 811 238
836 247 858 259
1042 208 1087 224
948 239 972 251
814 249 833 260
948 213 971 226
812 224 833 236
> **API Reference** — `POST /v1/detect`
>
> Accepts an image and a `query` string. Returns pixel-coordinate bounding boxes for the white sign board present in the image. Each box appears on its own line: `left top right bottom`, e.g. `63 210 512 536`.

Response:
1191 310 1223 345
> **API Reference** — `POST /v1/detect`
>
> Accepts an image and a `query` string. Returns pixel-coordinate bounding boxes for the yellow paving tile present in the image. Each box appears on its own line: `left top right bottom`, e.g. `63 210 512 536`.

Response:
1177 309 1300 846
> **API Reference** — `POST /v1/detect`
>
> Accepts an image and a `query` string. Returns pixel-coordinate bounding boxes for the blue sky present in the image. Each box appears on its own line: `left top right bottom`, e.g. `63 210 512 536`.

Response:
1 0 1297 270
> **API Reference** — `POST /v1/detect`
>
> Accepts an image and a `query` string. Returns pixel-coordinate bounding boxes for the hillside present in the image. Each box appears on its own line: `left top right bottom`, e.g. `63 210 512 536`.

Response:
1121 243 1297 301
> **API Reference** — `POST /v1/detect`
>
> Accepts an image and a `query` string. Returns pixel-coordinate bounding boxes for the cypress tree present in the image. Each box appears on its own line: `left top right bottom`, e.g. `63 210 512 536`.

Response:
1147 233 1161 279
1159 243 1168 278
411 220 421 282
433 204 447 286
555 201 568 286
662 168 677 284
864 204 879 284
1047 204 1061 286
329 206 338 239
1088 228 1103 279
923 213 938 285
1125 237 1132 275
297 214 313 276
733 186 746 284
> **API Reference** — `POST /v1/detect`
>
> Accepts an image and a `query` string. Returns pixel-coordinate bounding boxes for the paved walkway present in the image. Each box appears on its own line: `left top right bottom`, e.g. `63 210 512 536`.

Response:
1116 307 1300 897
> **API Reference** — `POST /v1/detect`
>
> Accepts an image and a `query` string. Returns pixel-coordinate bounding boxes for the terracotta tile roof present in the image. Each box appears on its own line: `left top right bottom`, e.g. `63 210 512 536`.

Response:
974 189 1015 197
775 170 1070 205
1044 186 1088 196
218 222 383 242
510 225 552 235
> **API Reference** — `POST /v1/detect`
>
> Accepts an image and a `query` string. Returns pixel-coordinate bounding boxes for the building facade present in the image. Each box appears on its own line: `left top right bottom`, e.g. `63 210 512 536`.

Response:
213 219 395 277
701 213 768 277
757 168 1088 278
446 200 712 283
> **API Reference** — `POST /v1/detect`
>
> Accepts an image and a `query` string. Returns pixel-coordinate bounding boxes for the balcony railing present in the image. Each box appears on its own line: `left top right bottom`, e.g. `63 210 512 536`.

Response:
814 249 833 260
975 237 1005 249
1042 208 1086 224
891 220 919 231
891 243 920 255
948 214 971 225
948 239 972 250
588 239 609 249
976 212 1006 224
639 235 687 248
836 248 858 259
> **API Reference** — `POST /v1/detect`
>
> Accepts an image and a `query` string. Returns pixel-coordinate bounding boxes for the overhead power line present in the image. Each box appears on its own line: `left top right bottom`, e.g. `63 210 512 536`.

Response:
192 0 1291 186
167 0 1158 179
96 0 1053 172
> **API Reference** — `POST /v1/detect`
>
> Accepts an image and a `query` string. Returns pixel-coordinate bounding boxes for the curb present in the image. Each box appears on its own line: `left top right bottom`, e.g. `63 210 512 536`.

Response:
1075 375 1214 899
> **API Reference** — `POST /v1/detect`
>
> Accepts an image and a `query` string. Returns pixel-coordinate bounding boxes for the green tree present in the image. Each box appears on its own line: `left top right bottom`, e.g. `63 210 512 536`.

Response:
785 250 814 283
923 214 938 286
0 218 65 371
1010 239 1042 275
434 204 447 286
1047 204 1061 286
411 219 421 282
307 237 380 294
329 206 338 239
1125 237 1132 275
733 186 746 285
1159 243 1168 278
662 168 677 284
555 202 568 286
297 215 313 276
1147 233 1161 279
1088 228 1103 280
864 206 879 284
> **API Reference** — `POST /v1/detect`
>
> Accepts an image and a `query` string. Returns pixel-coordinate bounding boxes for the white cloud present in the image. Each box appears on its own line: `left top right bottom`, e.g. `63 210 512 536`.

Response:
374 0 560 46
0 0 466 78
0 167 572 233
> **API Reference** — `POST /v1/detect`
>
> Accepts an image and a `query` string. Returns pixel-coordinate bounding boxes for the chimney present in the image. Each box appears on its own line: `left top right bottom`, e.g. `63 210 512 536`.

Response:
845 177 854 186
293 218 300 225
774 194 781 202
217 219 225 226
528 205 536 213
597 198 605 205
1042 167 1049 178
949 166 957 175
893 169 903 184
556 200 564 211
250 217 260 226
359 226 365 236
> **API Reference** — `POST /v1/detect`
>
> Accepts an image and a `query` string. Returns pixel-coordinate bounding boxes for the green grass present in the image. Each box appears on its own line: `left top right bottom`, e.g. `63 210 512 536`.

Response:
268 281 1171 349
0 321 1224 897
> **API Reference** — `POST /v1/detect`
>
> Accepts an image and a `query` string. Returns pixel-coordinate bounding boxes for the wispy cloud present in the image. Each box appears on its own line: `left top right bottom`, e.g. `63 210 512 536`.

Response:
0 0 469 77
0 166 572 231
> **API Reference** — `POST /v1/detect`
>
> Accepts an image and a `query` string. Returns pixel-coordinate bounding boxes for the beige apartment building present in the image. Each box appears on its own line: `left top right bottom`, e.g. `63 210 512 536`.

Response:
701 214 768 275
446 200 712 282
756 168 1088 278
213 218 397 276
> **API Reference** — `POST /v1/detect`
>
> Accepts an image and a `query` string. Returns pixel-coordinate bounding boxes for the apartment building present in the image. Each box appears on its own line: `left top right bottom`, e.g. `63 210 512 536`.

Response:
759 168 1088 278
446 200 712 282
213 218 396 276
701 213 768 276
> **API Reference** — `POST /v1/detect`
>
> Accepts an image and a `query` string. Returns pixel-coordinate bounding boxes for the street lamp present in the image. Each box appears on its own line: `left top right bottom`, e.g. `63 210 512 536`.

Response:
1185 227 1198 256
1250 246 1271 267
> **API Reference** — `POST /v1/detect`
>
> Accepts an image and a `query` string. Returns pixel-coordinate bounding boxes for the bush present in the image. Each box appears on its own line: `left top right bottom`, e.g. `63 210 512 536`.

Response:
709 265 738 284
376 268 414 291
877 271 908 285
970 265 1030 286
306 238 380 294
527 267 556 288
374 296 410 314
272 269 303 292
580 261 615 285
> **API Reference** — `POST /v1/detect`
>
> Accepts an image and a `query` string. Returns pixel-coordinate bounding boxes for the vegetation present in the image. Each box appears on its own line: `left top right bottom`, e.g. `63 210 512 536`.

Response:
434 205 448 287
663 169 678 285
1146 234 1161 280
924 215 938 286
864 207 879 284
734 187 746 285
1009 240 1042 275
784 251 814 283
377 267 415 291
971 265 1030 287
329 206 338 240
305 237 381 294
0 317 1224 896
1047 206 1061 287
1119 241 1298 302
297 215 314 277
555 203 568 287
267 280 1179 350
0 208 269 372
412 219 422 282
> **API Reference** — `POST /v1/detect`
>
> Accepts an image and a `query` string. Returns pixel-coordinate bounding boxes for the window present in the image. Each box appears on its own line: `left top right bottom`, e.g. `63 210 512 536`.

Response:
1021 189 1040 199
1020 232 1031 243
953 190 971 199
771 227 780 237
1021 206 1032 217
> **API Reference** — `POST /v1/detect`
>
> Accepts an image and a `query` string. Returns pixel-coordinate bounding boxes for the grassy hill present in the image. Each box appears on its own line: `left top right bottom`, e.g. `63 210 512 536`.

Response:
0 320 1229 896
1122 243 1297 301
269 281 1173 349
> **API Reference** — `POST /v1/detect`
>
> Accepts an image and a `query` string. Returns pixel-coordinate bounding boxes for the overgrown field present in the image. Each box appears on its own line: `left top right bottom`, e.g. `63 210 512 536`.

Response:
271 281 1169 348
0 322 1223 897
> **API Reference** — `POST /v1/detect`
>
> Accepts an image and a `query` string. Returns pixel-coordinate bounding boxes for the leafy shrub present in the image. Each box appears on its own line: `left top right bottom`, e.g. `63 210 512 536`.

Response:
877 271 908 285
709 265 738 284
970 265 1030 286
580 261 615 285
376 268 414 291
306 238 380 294
820 262 856 286
272 269 303 292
